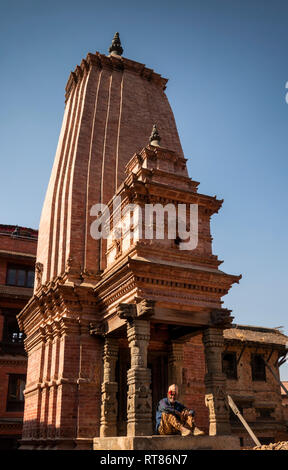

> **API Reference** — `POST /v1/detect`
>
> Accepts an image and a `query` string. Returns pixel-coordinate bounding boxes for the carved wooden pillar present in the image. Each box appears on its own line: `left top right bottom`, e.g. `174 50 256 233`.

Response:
100 337 119 437
126 318 152 436
202 326 231 435
168 342 184 402
117 300 154 437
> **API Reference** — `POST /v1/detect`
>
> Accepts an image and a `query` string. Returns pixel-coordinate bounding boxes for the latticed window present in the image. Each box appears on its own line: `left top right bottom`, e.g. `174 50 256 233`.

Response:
222 352 237 379
6 374 26 411
6 264 34 288
251 354 266 381
256 408 274 419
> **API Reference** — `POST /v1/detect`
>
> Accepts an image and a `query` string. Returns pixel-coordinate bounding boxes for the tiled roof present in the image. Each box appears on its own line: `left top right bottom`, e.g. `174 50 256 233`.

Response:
224 324 288 348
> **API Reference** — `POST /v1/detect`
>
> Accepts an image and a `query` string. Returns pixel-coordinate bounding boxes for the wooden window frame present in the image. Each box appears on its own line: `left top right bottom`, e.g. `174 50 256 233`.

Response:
222 351 238 380
6 374 26 412
251 353 266 381
6 264 34 288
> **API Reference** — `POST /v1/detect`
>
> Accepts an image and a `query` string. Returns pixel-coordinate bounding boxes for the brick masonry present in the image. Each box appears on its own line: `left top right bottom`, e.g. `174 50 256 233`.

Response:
37 53 184 285
15 44 288 450
0 226 37 448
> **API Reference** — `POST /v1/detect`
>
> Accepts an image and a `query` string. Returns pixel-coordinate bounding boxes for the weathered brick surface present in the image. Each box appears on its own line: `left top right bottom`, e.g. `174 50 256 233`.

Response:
183 334 209 433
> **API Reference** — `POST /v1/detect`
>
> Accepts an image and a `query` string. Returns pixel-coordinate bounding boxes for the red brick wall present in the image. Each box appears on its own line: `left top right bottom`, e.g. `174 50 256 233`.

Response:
183 334 209 433
37 54 184 285
0 230 37 444
0 233 37 287
0 361 27 434
0 235 37 255
22 323 103 443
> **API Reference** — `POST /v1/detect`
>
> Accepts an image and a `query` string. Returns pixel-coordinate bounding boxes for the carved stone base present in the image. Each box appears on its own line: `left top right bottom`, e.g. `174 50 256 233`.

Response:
100 382 118 437
127 368 152 436
203 327 231 435
205 391 231 436
100 338 119 437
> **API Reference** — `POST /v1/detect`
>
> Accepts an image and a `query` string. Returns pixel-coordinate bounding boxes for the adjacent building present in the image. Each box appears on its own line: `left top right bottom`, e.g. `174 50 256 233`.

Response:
0 225 37 449
181 325 288 447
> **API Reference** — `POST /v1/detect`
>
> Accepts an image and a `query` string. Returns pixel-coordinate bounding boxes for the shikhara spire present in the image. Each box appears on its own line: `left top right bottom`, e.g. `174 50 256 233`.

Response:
149 124 161 146
109 32 123 56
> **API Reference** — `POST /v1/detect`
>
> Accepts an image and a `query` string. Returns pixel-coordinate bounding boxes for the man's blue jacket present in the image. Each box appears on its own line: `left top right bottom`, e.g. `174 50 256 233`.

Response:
155 397 195 434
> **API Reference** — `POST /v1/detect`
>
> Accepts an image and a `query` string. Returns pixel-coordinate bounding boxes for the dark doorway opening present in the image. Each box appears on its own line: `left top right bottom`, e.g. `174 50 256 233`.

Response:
148 351 168 433
116 348 168 436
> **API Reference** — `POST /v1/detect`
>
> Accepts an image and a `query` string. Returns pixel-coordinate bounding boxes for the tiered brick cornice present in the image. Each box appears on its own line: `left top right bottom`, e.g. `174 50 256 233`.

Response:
18 278 99 343
110 146 224 215
65 53 168 103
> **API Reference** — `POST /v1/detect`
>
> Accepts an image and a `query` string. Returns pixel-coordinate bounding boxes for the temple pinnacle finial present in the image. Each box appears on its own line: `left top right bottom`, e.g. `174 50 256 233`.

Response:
149 124 161 146
109 32 123 56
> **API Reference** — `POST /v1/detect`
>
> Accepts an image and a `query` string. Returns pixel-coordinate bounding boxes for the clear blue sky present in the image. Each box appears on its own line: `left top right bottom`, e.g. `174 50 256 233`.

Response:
1 0 288 378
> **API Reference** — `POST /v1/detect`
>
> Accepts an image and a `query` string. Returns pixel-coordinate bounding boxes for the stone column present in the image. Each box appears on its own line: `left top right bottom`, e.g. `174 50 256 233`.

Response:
202 327 231 435
168 342 184 402
100 337 119 437
126 318 152 436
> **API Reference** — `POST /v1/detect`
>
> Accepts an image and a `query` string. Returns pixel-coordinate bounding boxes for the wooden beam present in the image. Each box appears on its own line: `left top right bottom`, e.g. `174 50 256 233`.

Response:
237 344 246 364
278 356 287 367
168 325 203 342
227 395 261 447
265 349 273 364
153 306 211 327
263 358 288 398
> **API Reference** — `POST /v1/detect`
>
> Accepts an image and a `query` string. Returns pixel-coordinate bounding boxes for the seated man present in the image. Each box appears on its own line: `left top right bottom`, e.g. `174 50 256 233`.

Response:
155 384 205 436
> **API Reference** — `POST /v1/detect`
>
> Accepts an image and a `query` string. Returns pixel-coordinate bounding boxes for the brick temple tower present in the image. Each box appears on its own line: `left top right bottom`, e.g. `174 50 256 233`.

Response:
18 34 241 450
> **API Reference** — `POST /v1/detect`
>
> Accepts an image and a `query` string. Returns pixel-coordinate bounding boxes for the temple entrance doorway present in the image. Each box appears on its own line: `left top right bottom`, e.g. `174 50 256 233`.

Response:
116 347 168 436
148 351 168 433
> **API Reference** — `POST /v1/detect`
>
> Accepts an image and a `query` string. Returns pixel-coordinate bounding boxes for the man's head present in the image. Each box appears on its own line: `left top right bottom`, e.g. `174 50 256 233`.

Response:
167 384 178 403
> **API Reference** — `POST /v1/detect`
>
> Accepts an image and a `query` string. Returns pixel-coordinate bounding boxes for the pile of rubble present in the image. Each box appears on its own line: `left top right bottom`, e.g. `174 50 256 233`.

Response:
252 441 288 450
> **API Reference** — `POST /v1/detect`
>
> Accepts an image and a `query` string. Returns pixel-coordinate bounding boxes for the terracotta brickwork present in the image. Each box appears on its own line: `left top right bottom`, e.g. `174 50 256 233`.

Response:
17 44 241 449
37 52 184 286
0 225 37 449
183 334 209 433
17 40 288 450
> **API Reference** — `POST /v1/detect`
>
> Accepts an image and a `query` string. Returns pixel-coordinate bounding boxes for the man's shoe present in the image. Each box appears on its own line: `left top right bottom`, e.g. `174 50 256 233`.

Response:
193 427 205 436
180 426 192 436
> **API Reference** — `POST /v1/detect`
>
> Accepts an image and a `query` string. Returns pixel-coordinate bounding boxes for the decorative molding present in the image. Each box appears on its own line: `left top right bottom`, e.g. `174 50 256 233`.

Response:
136 299 155 318
97 279 137 308
0 358 27 366
210 309 234 327
65 52 168 103
117 303 137 322
135 275 228 295
89 322 107 337
35 262 43 291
